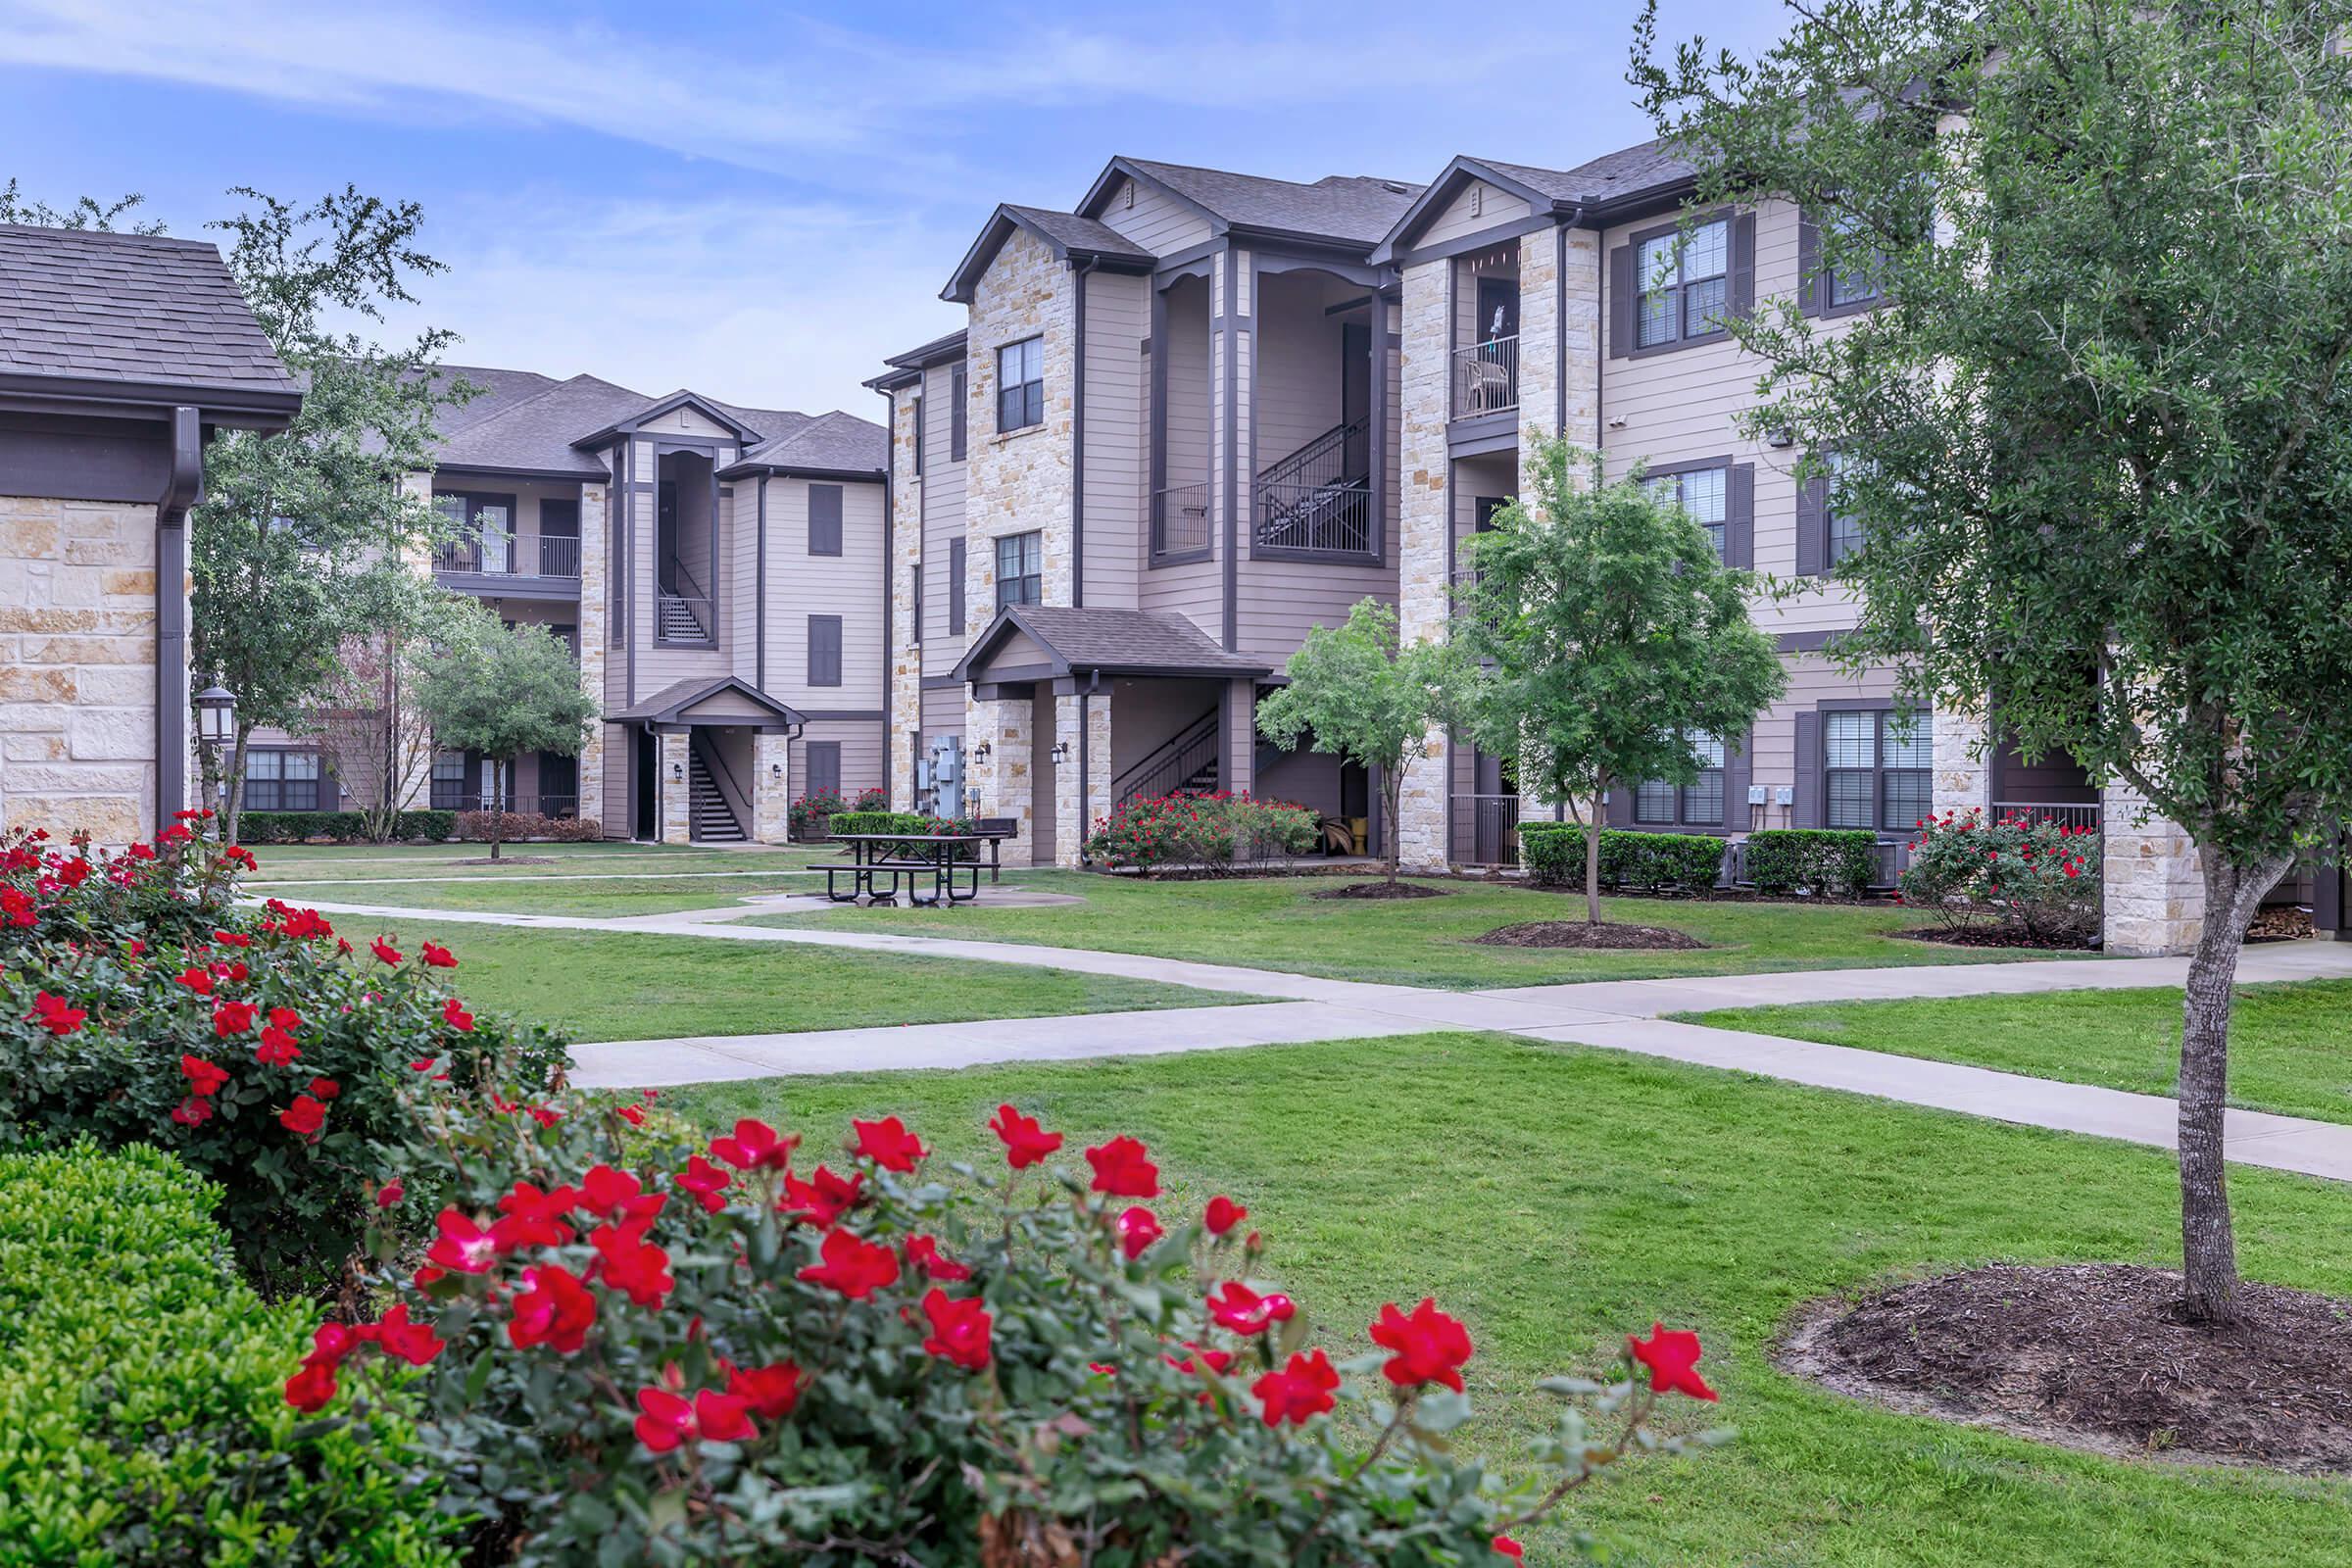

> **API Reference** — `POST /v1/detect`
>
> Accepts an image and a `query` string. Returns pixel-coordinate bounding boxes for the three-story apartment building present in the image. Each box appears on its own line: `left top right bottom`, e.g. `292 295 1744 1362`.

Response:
245 367 889 844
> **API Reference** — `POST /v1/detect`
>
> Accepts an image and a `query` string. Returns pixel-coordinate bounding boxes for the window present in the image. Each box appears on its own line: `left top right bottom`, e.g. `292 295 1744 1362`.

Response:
995 531 1042 610
430 750 470 811
1825 710 1934 832
808 614 843 687
1635 217 1730 349
1642 465 1729 562
432 491 514 573
808 484 843 556
1826 211 1883 310
1825 454 1863 567
1633 732 1725 828
950 364 968 461
912 396 924 478
997 337 1045 432
805 740 841 801
911 561 924 645
244 749 321 812
949 538 966 633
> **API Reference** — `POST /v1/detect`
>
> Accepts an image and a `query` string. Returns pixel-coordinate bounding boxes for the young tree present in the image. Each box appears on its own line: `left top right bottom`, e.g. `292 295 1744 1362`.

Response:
1634 0 2352 1321
1455 436 1786 923
1256 599 1460 888
315 582 460 843
412 602 598 860
189 186 474 842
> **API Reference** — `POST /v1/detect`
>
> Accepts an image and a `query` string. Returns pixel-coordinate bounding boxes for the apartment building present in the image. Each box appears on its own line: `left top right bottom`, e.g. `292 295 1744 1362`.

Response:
245 368 888 844
874 146 2217 955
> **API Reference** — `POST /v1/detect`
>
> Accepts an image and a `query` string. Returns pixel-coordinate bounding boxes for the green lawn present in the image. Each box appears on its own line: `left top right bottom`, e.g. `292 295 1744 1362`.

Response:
245 841 807 874
1684 978 2352 1126
415 925 1252 1043
758 870 2080 988
274 871 820 917
662 1032 2352 1567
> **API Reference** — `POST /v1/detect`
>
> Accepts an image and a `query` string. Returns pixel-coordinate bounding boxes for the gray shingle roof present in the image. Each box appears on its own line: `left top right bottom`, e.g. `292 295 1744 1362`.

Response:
963 605 1272 680
416 363 564 436
734 409 887 474
881 327 968 370
1003 206 1153 263
1472 141 1702 209
0 223 299 398
1120 159 1425 246
432 373 649 472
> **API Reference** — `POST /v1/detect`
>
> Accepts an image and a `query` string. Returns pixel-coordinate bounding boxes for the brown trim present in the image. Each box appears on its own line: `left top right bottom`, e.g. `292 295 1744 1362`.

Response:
0 368 300 428
1615 207 1740 361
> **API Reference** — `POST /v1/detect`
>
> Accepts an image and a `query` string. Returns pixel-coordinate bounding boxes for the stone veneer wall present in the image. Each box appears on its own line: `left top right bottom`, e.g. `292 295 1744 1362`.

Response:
658 731 690 846
575 482 610 830
2102 780 2203 956
1394 257 1454 873
1052 692 1112 868
752 730 791 844
887 384 924 811
960 223 1077 866
1931 705 1989 820
0 493 172 842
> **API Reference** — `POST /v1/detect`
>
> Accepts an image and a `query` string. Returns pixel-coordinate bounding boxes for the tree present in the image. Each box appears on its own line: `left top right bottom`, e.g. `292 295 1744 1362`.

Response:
1633 0 2352 1322
1256 600 1460 888
1454 436 1786 923
314 582 461 843
412 602 598 860
188 186 474 843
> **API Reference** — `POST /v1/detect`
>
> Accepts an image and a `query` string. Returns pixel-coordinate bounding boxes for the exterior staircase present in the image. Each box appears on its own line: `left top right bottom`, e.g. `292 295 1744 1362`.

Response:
687 748 745 842
1111 710 1222 807
658 592 708 642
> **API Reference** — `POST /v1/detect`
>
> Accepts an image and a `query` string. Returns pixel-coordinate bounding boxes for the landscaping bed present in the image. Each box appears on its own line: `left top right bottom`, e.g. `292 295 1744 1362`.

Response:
1473 920 1705 951
1782 1263 2352 1473
1312 879 1450 900
1890 924 2098 951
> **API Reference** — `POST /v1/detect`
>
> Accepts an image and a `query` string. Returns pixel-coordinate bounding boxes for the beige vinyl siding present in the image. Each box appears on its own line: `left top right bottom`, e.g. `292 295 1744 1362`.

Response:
796 719 884 801
1741 654 1904 827
1082 269 1148 612
1252 269 1351 477
919 684 964 739
1234 559 1394 663
918 359 969 683
639 405 735 439
1421 180 1531 247
1099 175 1213 254
1142 270 1221 639
762 477 885 708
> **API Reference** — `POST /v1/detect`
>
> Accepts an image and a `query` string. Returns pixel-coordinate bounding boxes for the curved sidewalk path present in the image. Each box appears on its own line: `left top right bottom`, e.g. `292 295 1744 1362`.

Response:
288 896 2352 1183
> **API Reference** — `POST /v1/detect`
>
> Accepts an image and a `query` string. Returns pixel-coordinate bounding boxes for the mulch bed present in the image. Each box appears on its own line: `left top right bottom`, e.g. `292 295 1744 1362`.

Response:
1311 880 1451 901
1471 920 1706 951
449 855 559 867
1888 924 2097 951
1781 1264 2352 1473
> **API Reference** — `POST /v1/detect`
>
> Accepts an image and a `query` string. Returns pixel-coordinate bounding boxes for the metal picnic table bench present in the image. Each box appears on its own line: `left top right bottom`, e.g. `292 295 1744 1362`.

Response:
824 822 1014 906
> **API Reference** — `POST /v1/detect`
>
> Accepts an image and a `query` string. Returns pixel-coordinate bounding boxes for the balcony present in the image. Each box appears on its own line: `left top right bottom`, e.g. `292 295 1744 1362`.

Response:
434 531 582 591
1251 416 1375 560
1451 335 1519 420
1151 482 1211 561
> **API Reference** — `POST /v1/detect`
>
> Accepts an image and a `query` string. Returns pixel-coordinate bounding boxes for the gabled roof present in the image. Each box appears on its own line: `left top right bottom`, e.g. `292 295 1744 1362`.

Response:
941 204 1155 304
432 373 648 475
951 605 1271 684
607 675 805 729
415 363 564 435
570 388 765 449
0 223 303 423
1370 141 1705 264
883 328 968 370
721 409 888 479
1078 157 1424 250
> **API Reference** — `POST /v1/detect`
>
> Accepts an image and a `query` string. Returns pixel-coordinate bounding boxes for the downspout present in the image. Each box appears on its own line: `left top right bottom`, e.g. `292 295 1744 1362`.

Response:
156 406 201 831
755 474 768 689
874 382 897 802
1071 257 1097 608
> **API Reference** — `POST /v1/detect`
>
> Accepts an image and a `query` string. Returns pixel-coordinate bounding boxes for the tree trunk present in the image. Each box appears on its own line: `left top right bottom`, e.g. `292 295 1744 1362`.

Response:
1584 817 1603 925
222 725 252 847
1381 764 1402 887
489 763 504 862
2176 847 2294 1325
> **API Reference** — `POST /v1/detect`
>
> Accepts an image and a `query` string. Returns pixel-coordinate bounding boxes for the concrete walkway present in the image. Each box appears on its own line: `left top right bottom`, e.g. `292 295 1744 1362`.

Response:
281 893 2352 1181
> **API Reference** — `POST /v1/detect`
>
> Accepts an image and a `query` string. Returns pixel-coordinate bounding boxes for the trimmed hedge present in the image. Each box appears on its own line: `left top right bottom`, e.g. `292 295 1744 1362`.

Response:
827 809 930 837
1743 829 1880 900
0 1142 459 1566
237 809 457 845
1521 825 1728 894
451 809 603 844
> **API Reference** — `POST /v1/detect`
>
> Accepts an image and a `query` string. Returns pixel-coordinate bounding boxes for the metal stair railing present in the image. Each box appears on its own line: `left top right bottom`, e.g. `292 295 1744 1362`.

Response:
1110 710 1221 807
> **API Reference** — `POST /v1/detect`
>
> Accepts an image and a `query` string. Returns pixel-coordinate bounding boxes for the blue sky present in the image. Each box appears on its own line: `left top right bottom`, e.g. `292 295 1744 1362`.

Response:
0 0 1784 418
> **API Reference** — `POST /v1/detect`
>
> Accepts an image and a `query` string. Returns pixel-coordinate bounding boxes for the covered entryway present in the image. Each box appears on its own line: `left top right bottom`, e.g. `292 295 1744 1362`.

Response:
609 677 805 845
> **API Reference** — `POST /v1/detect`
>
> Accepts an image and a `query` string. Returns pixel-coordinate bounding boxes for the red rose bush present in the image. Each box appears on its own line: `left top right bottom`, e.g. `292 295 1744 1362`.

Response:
1898 808 2103 946
295 1090 1729 1565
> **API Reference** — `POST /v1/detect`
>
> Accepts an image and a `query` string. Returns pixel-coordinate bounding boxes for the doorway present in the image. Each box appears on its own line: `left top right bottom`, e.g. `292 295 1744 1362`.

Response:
633 728 657 841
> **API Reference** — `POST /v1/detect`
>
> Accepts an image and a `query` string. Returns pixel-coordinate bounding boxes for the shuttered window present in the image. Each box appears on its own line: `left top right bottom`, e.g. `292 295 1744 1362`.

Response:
805 740 841 801
808 483 843 556
950 364 968 461
1825 710 1935 832
949 539 965 634
1636 219 1729 347
911 561 923 645
1643 465 1730 562
808 614 843 687
1633 733 1725 828
244 749 321 812
911 397 924 478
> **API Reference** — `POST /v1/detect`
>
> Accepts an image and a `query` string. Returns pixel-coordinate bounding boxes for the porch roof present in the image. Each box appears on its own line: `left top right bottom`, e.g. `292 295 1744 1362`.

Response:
951 605 1271 685
608 675 805 730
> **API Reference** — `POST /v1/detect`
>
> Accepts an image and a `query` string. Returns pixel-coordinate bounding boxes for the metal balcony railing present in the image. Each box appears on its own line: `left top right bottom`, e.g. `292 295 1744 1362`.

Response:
1253 479 1373 556
1452 794 1524 867
1152 482 1212 559
1989 802 2103 832
1451 334 1519 418
434 531 582 579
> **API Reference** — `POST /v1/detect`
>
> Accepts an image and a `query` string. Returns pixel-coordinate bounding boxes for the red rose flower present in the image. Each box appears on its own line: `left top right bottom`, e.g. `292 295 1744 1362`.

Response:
278 1095 327 1138
906 1233 972 1281
725 1359 806 1420
307 1076 340 1101
1208 1281 1297 1336
491 1181 580 1251
179 1054 229 1096
441 997 474 1033
1115 1205 1163 1259
1627 1322 1717 1401
781 1164 862 1228
375 1179 405 1209
632 1387 735 1453
579 1163 651 1219
370 937 403 964
371 1302 447 1366
1203 1195 1248 1236
283 1356 338 1412
169 1096 214 1127
425 1207 498 1274
1493 1536 1526 1563
28 992 85 1036
677 1152 732 1212
1252 1348 1340 1427
1084 1135 1158 1198
255 1025 302 1066
989 1102 1062 1168
589 1221 674 1307
1165 1342 1236 1378
851 1114 928 1172
420 941 458 968
919 1287 994 1370
509 1264 598 1353
1369 1298 1474 1392
710 1117 797 1172
212 1000 257 1038
796 1228 901 1298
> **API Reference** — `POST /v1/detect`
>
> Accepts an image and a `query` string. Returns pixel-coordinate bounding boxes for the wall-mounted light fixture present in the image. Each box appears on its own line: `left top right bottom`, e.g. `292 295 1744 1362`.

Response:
769 761 782 777
972 742 993 763
670 760 684 782
1049 741 1070 764
1766 427 1796 449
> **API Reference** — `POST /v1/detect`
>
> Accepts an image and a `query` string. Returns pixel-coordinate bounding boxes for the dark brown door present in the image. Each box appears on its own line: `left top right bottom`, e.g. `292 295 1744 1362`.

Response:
1477 277 1519 343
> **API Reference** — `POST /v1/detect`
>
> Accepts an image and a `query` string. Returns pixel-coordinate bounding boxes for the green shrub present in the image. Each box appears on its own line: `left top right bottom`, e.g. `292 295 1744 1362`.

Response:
1743 829 1881 899
1519 826 1728 894
452 810 602 844
238 809 368 844
394 809 457 842
1 826 568 1298
1083 794 1318 873
1518 821 1582 886
825 808 929 838
0 1141 459 1567
1899 809 2101 944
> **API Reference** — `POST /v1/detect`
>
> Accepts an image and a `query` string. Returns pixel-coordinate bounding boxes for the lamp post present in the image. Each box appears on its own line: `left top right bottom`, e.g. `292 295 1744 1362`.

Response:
193 684 236 831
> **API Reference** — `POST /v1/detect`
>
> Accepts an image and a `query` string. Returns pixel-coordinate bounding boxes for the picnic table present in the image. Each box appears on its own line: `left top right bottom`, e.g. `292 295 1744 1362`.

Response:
824 829 1009 906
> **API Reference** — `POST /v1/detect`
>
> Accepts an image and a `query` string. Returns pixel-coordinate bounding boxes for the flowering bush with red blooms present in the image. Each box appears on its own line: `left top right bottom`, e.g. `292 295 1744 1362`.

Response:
1083 792 1319 875
293 1095 1726 1566
0 826 567 1298
1899 808 2103 946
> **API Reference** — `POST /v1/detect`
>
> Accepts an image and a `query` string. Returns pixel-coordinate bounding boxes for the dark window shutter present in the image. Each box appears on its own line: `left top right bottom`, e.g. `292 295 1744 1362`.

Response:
1726 463 1756 568
1795 468 1829 577
808 614 843 687
911 563 924 643
950 365 968 461
1730 212 1757 319
1724 726 1753 835
1605 776 1636 828
808 484 843 556
1797 210 1823 318
948 539 966 634
912 398 924 477
805 740 841 800
1793 710 1823 828
1608 243 1637 359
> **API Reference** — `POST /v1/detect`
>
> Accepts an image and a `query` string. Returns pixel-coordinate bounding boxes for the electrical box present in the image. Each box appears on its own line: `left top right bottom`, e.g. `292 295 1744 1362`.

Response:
1774 786 1794 808
1747 785 1767 806
927 736 966 818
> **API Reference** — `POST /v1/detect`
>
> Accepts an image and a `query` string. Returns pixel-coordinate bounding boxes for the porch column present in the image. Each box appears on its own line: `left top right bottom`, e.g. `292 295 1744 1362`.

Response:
1220 679 1256 800
1396 252 1453 873
1054 689 1110 868
1933 701 1992 820
2101 779 2203 956
965 694 1035 866
658 730 691 845
752 730 792 845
